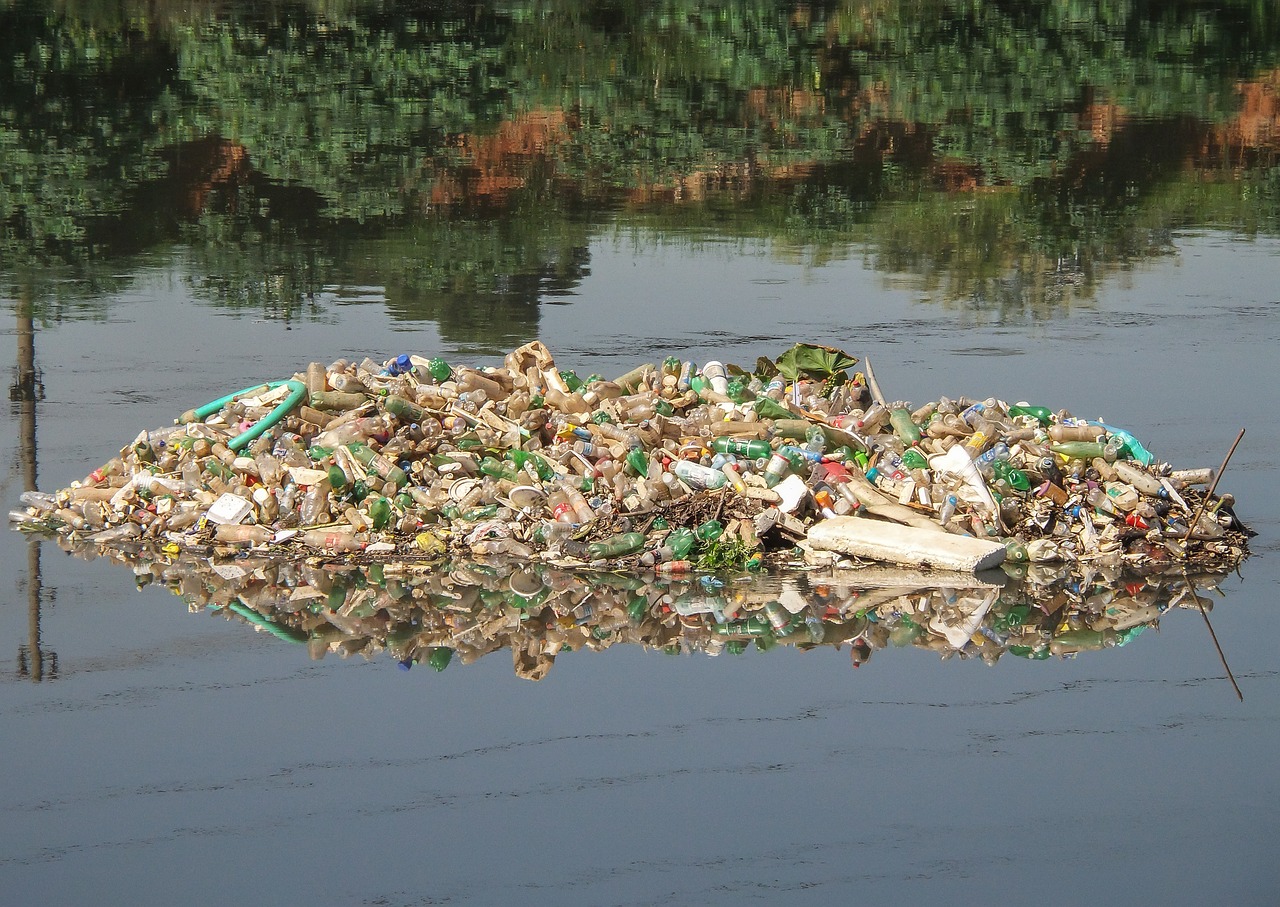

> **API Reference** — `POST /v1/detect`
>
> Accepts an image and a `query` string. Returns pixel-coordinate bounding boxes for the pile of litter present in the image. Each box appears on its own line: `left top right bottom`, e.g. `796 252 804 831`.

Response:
10 341 1252 578
51 534 1230 678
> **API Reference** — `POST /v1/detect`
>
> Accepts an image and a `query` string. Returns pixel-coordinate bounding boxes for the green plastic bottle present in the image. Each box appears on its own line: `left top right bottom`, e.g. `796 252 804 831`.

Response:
429 647 453 671
889 407 922 445
711 436 771 459
479 456 519 482
625 447 649 477
1008 403 1052 426
586 531 647 560
1051 441 1108 461
508 449 555 481
347 442 408 488
426 358 451 382
993 460 1031 492
460 504 499 521
695 519 724 542
667 527 696 558
900 447 928 470
384 395 426 423
726 378 755 403
369 496 392 530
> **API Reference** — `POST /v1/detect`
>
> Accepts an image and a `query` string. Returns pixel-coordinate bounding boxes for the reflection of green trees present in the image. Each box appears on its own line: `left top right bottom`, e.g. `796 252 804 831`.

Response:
1 0 1279 325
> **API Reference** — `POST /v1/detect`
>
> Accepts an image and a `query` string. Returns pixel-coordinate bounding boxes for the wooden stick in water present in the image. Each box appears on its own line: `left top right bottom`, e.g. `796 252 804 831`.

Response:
1186 427 1245 535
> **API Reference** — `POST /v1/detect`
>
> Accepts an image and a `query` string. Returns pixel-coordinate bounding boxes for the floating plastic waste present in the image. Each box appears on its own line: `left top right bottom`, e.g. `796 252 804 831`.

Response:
10 341 1253 584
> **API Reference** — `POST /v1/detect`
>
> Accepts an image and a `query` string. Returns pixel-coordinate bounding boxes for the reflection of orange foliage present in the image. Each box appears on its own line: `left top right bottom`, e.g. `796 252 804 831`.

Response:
1079 102 1126 147
170 137 250 217
423 73 1280 213
934 159 981 193
1219 70 1280 150
430 110 569 207
744 87 825 122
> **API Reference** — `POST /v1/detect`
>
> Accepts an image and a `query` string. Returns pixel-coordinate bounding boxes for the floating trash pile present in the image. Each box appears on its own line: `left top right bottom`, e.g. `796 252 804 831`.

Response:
10 341 1252 578
47 534 1231 678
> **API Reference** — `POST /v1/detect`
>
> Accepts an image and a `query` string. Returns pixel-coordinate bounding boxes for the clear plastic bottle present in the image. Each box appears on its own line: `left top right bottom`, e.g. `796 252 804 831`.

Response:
673 459 728 490
299 479 332 525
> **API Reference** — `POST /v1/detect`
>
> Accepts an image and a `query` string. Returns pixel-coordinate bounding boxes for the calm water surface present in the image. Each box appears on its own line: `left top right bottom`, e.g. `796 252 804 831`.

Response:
2 230 1278 906
3 2 1280 904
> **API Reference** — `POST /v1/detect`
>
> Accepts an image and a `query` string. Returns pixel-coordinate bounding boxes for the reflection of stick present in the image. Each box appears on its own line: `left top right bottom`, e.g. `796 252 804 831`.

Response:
862 357 887 407
1185 577 1243 701
1186 428 1245 535
1177 429 1246 701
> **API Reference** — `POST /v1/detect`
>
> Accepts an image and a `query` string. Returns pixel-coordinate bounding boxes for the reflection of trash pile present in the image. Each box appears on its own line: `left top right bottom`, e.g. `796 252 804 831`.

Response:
51 538 1231 678
9 341 1252 577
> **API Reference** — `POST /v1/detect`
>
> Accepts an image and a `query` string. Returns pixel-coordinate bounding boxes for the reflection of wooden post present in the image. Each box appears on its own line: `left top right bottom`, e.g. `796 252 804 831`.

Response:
12 287 54 681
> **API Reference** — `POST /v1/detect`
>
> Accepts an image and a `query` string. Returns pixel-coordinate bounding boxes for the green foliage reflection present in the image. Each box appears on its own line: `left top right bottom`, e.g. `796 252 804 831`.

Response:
0 0 1278 331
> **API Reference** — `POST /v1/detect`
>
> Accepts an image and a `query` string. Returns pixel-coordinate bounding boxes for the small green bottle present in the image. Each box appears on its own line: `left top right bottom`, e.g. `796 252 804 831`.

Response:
695 519 724 542
726 378 755 403
426 358 451 382
479 456 519 482
667 527 696 559
369 496 392 530
428 647 453 671
900 447 928 470
625 447 649 477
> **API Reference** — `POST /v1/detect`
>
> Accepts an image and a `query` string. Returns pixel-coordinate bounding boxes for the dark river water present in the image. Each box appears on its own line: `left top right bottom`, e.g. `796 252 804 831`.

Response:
3 3 1279 905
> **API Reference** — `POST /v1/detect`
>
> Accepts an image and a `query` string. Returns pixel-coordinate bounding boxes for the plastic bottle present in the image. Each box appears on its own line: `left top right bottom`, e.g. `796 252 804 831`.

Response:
1048 424 1103 443
711 436 771 459
347 442 408 488
992 460 1031 492
559 480 596 524
300 528 364 551
384 395 427 423
1084 487 1122 517
586 532 646 560
664 527 696 559
1007 403 1052 426
214 524 273 546
300 479 332 525
368 496 393 530
762 451 792 488
1050 440 1108 461
1088 422 1155 466
889 407 922 445
1112 461 1164 497
426 357 452 382
670 459 725 491
695 519 724 542
855 403 888 433
720 463 747 493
